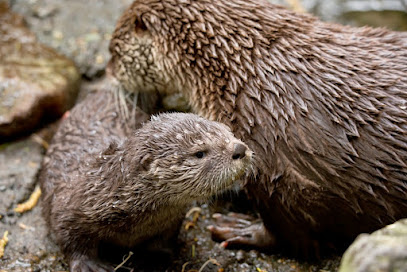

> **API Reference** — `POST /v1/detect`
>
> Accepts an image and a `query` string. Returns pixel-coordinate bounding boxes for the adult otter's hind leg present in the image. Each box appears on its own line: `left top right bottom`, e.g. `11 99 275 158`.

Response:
208 212 276 249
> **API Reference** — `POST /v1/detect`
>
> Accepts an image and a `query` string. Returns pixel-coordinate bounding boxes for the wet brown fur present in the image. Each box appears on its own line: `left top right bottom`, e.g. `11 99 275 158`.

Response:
109 0 407 257
39 89 252 270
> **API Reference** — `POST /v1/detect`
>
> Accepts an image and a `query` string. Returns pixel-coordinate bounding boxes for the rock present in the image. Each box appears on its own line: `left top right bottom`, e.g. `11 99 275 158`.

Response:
339 219 407 272
0 136 66 271
0 138 43 214
0 206 66 272
0 2 80 140
11 0 134 78
341 10 407 31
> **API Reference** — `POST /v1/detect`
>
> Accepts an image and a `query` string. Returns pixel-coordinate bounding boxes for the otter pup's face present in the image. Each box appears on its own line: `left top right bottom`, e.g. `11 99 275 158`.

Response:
134 113 253 204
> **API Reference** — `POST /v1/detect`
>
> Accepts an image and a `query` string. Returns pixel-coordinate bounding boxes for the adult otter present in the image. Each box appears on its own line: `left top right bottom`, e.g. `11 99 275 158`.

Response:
108 0 407 257
39 89 252 271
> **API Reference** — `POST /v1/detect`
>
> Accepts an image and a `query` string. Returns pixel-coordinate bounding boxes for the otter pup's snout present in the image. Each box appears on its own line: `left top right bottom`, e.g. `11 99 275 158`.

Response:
232 143 247 160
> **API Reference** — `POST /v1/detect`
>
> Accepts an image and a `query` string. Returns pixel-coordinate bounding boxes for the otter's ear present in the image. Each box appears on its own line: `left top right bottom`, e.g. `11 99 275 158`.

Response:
134 15 148 33
138 153 152 172
103 142 119 156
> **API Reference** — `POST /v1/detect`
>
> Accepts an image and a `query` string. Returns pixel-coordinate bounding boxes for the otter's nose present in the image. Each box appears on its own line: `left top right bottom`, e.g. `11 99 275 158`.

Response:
232 143 247 160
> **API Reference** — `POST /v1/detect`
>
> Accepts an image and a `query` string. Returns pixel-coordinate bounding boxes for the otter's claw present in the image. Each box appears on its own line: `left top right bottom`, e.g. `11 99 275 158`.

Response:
208 212 276 249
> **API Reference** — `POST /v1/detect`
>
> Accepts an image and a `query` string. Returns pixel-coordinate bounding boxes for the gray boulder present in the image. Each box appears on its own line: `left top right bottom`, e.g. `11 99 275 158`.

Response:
339 219 407 272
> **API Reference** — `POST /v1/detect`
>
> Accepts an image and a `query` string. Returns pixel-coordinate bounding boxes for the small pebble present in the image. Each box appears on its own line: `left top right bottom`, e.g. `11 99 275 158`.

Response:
249 250 259 259
95 55 104 64
52 30 63 40
236 250 245 262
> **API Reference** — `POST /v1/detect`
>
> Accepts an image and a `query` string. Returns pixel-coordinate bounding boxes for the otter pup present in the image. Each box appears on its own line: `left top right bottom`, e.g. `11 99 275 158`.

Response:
108 0 407 257
39 90 252 271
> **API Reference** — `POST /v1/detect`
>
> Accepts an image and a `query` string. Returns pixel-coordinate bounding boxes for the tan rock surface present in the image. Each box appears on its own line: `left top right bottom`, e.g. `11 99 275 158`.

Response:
0 2 80 140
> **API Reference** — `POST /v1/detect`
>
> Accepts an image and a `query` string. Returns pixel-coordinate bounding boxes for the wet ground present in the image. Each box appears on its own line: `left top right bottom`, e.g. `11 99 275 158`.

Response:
1 0 406 271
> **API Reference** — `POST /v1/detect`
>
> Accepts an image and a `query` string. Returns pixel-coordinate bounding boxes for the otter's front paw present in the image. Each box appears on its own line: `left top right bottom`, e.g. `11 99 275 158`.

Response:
208 212 276 249
70 257 113 272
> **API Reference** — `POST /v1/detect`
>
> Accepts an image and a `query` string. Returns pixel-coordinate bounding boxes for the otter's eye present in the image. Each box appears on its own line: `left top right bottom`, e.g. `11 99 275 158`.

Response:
195 151 205 159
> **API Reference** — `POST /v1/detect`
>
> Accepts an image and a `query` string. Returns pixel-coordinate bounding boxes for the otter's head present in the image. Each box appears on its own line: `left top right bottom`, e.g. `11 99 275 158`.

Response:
108 0 292 100
130 112 252 205
108 0 180 95
108 0 306 123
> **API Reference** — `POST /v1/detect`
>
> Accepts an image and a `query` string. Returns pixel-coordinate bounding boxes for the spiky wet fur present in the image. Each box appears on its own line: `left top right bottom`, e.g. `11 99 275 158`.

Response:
109 0 407 257
40 92 252 269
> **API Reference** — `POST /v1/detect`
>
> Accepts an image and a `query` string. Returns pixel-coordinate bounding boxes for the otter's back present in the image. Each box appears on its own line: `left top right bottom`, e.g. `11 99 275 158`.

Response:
39 90 150 223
